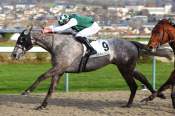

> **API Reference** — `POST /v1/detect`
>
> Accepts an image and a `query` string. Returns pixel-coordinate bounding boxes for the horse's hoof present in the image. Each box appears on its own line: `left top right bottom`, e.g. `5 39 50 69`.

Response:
21 91 30 96
140 97 152 103
35 102 48 110
141 94 156 103
173 103 175 109
121 104 131 108
157 93 166 99
171 94 175 109
35 105 45 110
140 98 149 103
35 104 47 110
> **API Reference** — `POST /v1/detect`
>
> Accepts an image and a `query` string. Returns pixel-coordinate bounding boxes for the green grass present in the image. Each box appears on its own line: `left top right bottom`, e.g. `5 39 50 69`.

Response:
0 62 173 94
125 38 149 42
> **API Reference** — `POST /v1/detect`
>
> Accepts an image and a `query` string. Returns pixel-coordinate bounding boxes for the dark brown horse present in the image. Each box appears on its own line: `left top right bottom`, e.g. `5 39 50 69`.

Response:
145 19 175 108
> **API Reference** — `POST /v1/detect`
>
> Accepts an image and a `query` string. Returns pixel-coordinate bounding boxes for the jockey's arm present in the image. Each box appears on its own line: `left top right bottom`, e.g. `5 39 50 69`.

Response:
52 18 77 32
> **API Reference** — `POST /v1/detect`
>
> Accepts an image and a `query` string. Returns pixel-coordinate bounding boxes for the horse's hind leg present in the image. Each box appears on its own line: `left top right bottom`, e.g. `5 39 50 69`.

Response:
166 70 175 108
171 82 175 108
133 70 161 103
133 70 156 93
117 66 138 107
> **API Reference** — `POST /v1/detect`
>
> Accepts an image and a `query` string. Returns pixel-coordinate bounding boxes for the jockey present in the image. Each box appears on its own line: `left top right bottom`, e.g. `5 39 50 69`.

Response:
43 13 101 55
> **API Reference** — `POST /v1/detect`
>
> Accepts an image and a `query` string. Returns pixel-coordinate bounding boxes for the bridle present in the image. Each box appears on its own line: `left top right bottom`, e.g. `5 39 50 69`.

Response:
15 28 55 55
14 44 26 54
153 21 170 48
15 30 33 53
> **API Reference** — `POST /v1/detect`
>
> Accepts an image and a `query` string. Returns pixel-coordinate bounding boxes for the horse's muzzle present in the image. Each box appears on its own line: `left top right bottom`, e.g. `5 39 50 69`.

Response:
11 52 19 60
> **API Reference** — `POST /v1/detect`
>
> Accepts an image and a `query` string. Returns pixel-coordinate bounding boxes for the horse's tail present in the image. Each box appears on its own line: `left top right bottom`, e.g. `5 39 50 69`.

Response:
130 41 173 60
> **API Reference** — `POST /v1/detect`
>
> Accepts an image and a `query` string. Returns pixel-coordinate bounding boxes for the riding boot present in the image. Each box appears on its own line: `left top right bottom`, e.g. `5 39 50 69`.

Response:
76 36 97 55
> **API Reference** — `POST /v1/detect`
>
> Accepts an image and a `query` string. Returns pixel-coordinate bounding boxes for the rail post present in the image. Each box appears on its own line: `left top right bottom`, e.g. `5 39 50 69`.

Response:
64 73 69 92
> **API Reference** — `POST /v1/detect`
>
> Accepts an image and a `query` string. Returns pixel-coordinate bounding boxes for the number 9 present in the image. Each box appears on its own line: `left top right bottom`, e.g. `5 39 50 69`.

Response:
102 42 109 51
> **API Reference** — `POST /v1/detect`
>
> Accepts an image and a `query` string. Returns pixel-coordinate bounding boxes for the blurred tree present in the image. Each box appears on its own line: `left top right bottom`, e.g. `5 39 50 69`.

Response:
138 9 150 16
172 0 175 12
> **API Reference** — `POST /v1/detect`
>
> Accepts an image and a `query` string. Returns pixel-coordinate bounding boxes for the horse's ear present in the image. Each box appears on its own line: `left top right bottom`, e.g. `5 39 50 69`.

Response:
25 25 33 34
27 25 33 32
21 29 26 34
29 25 33 32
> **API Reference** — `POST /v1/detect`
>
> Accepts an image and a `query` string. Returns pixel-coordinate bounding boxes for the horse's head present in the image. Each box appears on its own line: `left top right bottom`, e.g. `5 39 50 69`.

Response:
148 19 172 51
11 26 33 59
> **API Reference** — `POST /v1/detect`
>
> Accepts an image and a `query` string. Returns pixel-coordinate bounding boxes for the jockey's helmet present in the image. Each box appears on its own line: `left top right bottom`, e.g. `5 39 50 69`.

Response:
58 14 70 25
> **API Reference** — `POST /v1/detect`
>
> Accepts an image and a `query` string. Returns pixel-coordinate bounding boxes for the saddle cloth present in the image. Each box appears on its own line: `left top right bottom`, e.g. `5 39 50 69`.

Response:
83 40 110 57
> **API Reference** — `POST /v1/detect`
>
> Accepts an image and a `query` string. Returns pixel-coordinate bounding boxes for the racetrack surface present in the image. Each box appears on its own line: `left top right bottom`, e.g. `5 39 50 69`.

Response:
0 90 174 116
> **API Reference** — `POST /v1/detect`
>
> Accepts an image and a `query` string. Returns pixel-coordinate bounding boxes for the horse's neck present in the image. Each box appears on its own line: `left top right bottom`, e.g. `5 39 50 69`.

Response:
32 33 55 52
32 33 80 53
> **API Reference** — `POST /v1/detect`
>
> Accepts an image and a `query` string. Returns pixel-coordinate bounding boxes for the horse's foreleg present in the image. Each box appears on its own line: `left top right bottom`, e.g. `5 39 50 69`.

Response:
36 75 61 110
126 78 137 107
125 75 137 107
171 77 175 108
22 65 60 96
171 53 175 108
156 80 171 98
22 73 49 96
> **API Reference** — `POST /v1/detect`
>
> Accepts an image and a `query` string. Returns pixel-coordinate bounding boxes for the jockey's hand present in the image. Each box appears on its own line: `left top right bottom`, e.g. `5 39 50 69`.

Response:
43 27 53 33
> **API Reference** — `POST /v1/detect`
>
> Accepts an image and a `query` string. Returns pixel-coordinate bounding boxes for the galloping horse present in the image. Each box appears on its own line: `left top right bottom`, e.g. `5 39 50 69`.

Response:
11 26 171 110
146 19 175 108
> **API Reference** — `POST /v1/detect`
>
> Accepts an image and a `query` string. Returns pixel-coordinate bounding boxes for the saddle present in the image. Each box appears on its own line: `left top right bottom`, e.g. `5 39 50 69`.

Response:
58 32 110 72
78 40 110 72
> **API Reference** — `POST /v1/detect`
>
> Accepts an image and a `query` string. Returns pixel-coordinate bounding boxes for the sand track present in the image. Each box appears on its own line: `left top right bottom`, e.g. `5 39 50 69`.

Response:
0 91 174 116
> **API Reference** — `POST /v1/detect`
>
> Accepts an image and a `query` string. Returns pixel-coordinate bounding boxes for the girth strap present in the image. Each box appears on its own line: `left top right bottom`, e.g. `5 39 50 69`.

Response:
78 53 90 72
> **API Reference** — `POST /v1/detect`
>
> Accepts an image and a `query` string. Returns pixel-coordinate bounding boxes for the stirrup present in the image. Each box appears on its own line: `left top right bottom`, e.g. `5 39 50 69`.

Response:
90 50 97 55
87 49 97 55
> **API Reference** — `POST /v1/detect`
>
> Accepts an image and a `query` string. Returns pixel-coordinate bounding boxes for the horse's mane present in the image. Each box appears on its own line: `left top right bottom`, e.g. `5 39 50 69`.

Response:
156 19 175 28
30 29 74 39
152 19 173 33
157 19 170 24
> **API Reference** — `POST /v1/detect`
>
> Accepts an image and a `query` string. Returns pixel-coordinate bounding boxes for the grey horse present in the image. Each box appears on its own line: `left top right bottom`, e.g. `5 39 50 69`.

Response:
11 27 171 110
